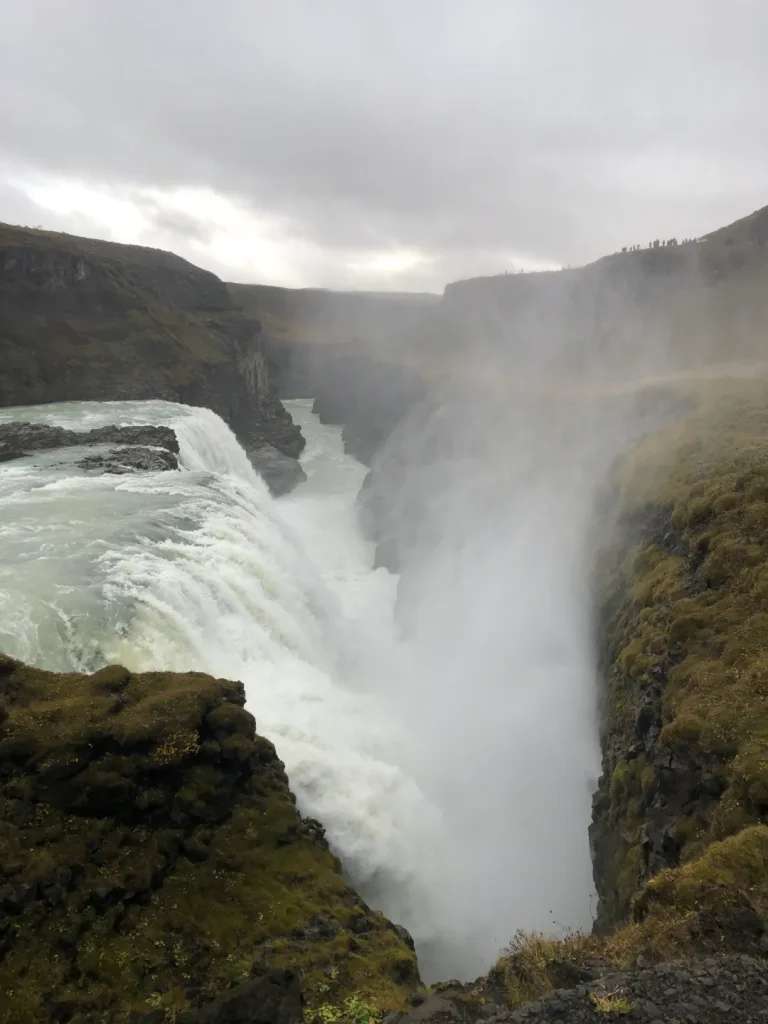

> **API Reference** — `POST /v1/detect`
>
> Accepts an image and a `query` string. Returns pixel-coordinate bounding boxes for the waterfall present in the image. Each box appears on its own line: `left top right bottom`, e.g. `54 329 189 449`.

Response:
0 398 448 967
0 394 619 981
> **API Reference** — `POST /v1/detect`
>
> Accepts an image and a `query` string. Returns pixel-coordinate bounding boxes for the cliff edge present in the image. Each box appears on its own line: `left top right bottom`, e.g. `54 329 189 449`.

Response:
0 224 303 459
0 656 418 1023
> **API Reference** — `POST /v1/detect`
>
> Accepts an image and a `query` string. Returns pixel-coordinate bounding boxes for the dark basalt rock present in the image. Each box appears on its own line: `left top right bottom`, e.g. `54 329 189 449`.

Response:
389 956 768 1024
503 955 768 1023
246 442 307 495
176 970 303 1024
77 446 179 473
0 421 179 467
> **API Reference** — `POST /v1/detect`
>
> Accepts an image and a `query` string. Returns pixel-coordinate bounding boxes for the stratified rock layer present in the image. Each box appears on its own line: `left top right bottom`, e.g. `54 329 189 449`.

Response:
0 224 303 459
0 656 418 1023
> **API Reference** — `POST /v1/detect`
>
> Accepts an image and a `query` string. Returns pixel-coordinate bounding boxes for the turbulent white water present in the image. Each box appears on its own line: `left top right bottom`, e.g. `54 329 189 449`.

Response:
0 399 450 961
0 396 600 981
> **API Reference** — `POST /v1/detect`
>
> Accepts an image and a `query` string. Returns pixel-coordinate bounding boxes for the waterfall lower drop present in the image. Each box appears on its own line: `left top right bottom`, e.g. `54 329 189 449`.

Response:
0 396 598 981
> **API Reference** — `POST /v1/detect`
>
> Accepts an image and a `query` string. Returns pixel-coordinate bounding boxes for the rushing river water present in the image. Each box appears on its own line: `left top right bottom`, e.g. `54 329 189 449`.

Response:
0 396 600 980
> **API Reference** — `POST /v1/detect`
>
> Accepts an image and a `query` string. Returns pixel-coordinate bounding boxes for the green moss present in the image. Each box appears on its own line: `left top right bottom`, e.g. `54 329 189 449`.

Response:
593 378 768 925
0 657 418 1022
659 713 703 750
609 761 632 800
590 991 633 1015
484 827 768 1015
639 825 768 917
489 930 598 1008
640 764 656 799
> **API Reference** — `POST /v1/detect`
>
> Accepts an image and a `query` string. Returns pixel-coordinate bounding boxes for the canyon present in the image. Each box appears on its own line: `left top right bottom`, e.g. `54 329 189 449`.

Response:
0 209 767 1022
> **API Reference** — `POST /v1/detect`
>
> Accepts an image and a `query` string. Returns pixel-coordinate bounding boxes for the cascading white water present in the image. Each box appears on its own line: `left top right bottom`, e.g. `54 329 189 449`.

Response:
0 398 449 963
0 394 607 982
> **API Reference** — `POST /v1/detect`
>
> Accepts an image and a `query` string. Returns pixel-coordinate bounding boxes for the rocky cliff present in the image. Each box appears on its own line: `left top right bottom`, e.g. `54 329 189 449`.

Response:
3 210 768 1021
591 378 768 930
0 224 303 460
0 656 418 1024
442 204 768 377
227 283 432 463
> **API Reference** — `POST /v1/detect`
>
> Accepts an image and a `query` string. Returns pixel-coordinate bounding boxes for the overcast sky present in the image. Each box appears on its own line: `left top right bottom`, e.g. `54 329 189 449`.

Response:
1 0 766 292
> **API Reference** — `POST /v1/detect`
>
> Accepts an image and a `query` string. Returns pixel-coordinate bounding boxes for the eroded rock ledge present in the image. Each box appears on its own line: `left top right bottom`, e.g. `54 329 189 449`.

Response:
0 655 418 1023
0 421 180 473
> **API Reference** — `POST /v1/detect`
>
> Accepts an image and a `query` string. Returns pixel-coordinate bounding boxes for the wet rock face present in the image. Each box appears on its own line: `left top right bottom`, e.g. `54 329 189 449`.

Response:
246 443 307 496
0 421 180 469
76 446 179 473
0 655 419 1023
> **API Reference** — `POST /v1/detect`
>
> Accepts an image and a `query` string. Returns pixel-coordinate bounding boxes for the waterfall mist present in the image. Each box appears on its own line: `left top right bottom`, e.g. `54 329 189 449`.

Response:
0 376 686 983
355 381 676 978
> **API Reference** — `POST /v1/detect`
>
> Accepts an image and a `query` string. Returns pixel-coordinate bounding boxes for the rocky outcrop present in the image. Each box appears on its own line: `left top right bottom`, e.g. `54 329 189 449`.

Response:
228 284 430 464
0 224 303 461
0 655 419 1024
246 443 307 496
0 422 180 471
385 823 767 1021
76 446 179 474
176 970 303 1024
265 336 426 465
389 955 768 1024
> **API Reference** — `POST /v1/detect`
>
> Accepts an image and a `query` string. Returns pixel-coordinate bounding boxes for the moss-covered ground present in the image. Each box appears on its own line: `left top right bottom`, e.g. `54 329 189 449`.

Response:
0 657 418 1023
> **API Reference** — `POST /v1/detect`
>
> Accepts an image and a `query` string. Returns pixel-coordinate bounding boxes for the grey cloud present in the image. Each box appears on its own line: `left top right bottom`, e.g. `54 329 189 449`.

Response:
143 205 214 246
1 0 767 287
0 179 110 240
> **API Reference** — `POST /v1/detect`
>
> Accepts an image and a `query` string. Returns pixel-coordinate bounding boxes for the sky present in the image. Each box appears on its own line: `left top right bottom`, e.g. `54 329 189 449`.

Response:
1 0 767 292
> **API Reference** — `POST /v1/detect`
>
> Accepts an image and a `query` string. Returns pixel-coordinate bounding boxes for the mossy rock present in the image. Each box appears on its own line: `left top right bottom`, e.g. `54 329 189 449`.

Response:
0 657 419 1022
473 826 768 1013
591 377 768 928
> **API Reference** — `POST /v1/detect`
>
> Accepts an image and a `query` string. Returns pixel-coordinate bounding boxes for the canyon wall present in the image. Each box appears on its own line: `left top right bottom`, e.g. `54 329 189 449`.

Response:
0 224 302 458
227 283 433 462
2 205 768 1019
442 204 768 378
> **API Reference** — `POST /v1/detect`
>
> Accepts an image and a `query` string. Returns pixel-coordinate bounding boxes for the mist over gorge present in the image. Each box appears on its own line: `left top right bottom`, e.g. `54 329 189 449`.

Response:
4 2 768 1017
1 201 768 1023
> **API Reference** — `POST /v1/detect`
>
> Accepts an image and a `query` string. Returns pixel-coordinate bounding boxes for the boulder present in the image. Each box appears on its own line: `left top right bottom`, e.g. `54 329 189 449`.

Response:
247 443 307 495
0 421 179 468
178 971 303 1024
